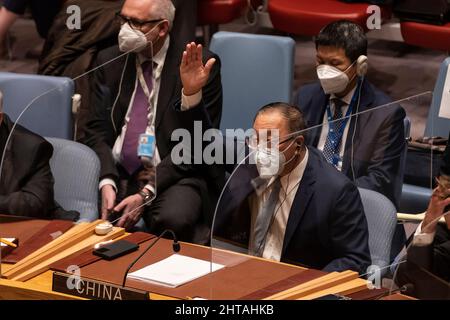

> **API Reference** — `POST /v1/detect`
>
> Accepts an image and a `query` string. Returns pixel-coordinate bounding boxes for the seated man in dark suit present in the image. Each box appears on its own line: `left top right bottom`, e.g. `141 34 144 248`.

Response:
81 0 223 244
396 132 450 299
215 103 371 274
0 90 55 218
296 20 406 209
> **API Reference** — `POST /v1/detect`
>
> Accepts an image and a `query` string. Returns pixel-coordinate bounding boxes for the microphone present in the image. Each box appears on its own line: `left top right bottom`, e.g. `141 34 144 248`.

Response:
122 229 180 287
377 283 414 299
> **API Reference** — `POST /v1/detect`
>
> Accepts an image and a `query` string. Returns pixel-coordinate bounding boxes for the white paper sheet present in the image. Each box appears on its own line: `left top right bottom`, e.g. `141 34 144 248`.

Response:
127 254 225 288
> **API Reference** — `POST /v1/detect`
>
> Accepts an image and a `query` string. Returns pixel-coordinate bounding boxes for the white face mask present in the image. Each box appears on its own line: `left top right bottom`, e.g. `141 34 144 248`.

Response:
118 22 161 53
316 61 356 94
255 140 296 179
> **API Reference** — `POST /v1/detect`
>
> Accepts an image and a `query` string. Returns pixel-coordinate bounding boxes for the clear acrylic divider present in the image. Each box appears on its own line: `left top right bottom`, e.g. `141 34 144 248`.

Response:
208 91 440 300
0 19 164 289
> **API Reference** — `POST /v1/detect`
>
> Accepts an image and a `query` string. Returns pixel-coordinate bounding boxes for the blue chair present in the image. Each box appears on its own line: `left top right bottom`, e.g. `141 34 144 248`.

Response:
0 72 74 140
46 138 100 222
400 184 432 214
424 57 450 138
399 58 450 213
359 188 398 277
399 114 432 213
209 31 295 132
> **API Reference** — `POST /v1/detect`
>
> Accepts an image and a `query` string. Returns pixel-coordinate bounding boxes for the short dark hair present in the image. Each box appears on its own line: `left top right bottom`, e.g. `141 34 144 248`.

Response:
255 102 307 138
315 20 367 62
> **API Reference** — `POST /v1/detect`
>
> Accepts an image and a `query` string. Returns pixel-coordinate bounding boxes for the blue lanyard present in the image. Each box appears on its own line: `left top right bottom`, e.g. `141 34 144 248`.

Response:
325 80 361 165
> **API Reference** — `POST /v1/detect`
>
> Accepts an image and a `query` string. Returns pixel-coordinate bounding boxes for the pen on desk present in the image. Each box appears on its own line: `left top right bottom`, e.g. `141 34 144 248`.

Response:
0 238 17 248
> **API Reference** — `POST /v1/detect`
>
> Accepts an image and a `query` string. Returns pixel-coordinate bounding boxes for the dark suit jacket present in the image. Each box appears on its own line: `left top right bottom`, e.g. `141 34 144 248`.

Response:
39 0 198 141
297 80 406 208
408 224 450 282
0 115 55 218
215 147 371 274
396 224 450 299
81 41 223 221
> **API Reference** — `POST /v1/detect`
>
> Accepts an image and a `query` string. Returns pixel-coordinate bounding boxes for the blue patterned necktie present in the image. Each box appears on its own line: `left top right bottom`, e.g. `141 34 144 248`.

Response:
323 99 346 167
121 61 153 175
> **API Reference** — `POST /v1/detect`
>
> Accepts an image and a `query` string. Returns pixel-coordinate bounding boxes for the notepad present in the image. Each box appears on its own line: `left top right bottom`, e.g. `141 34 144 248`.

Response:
127 254 225 288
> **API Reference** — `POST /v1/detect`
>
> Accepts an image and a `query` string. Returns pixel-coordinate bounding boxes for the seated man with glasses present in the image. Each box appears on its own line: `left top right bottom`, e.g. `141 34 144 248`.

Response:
215 102 371 274
81 0 223 244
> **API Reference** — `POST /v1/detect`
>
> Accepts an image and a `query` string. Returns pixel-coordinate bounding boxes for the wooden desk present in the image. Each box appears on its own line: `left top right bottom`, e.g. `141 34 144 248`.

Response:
1 259 418 300
0 216 409 300
380 293 417 300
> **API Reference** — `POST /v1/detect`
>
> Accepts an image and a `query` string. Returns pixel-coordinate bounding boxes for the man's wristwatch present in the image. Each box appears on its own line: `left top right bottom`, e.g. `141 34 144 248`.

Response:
138 189 153 204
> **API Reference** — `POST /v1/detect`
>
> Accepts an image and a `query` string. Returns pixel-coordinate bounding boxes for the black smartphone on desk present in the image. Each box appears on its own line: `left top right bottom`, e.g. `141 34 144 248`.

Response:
93 240 139 261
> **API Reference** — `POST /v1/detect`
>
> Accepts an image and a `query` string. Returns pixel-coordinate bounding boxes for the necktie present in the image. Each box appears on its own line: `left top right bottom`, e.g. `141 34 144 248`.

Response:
323 99 346 167
251 178 281 256
121 61 153 175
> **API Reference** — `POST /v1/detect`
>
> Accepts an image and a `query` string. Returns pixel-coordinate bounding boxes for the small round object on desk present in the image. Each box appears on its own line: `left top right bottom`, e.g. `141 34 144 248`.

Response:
95 222 113 235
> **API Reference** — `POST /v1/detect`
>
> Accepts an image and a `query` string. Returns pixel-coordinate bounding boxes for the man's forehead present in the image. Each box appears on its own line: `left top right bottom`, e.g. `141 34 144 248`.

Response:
254 112 288 135
316 46 347 59
122 0 154 18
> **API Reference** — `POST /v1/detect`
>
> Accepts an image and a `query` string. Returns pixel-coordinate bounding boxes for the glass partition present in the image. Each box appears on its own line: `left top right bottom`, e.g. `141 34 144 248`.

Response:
0 33 446 299
0 29 161 282
209 92 441 300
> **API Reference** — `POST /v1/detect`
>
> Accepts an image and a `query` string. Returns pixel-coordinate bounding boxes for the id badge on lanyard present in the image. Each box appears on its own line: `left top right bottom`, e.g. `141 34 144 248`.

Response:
136 59 156 162
138 133 156 159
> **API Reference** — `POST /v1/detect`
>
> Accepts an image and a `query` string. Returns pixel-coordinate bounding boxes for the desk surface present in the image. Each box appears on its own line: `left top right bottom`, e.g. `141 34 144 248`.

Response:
0 216 416 301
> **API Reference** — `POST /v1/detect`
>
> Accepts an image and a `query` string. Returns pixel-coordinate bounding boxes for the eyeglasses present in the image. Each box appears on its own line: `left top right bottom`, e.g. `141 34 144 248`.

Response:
116 13 164 31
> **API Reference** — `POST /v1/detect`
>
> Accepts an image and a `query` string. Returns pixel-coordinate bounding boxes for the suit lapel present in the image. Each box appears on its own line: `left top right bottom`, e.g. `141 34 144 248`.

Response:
1 117 17 193
155 42 181 131
113 53 137 133
282 155 316 256
341 80 374 175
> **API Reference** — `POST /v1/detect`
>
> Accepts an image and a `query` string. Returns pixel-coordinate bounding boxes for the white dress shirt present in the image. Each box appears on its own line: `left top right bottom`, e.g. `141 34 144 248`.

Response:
317 87 357 171
100 36 202 193
412 222 436 247
249 148 309 261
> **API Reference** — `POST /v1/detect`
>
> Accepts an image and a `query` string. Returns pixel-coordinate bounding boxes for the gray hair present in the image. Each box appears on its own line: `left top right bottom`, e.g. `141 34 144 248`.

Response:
0 90 3 113
151 0 176 30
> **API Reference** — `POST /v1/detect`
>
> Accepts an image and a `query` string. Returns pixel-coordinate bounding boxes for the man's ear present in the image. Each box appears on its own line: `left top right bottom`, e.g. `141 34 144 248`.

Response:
296 136 305 148
159 20 170 37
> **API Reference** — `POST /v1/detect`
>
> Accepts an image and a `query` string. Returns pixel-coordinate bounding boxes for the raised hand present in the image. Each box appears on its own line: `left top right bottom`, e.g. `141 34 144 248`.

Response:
180 42 216 96
423 186 450 233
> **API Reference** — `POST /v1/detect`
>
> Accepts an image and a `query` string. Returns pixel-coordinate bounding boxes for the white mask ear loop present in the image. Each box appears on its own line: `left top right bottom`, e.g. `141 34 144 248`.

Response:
144 20 165 51
280 139 298 166
344 59 357 72
345 60 358 85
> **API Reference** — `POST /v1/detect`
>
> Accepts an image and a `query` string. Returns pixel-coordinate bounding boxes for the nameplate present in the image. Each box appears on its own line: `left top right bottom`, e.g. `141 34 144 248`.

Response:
52 272 149 300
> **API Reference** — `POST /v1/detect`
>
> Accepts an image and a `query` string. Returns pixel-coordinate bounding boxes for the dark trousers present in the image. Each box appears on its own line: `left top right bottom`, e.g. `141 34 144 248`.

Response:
4 0 63 38
112 165 210 245
143 177 210 245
